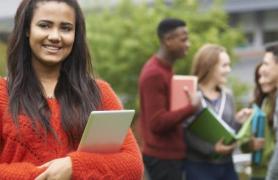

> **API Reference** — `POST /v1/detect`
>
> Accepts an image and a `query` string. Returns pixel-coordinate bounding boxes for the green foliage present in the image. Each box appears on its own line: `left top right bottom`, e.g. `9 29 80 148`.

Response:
0 41 7 76
85 0 244 108
228 77 251 110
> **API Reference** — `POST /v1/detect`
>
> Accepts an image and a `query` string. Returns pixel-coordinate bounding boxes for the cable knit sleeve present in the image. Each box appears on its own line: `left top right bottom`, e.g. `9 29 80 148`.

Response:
0 79 3 154
0 78 45 179
0 78 4 135
0 163 45 180
68 80 144 180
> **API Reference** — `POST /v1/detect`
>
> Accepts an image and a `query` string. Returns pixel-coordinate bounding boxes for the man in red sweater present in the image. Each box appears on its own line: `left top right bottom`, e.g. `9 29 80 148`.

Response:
138 18 200 180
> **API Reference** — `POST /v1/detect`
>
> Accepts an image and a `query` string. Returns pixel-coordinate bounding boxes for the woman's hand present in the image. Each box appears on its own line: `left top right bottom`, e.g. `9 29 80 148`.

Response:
214 139 236 155
35 156 72 180
235 108 253 124
249 136 265 151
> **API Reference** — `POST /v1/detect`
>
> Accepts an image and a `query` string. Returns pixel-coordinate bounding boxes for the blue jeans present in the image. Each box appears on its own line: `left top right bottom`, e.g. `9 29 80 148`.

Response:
251 177 265 180
143 155 185 180
184 160 238 180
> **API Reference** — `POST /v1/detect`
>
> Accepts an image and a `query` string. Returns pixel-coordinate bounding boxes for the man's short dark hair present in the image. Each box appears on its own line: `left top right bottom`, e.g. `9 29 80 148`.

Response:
157 18 186 39
265 41 278 62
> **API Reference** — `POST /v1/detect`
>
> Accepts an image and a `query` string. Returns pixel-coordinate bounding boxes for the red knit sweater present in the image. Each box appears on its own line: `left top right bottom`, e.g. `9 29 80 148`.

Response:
138 56 195 159
0 78 143 180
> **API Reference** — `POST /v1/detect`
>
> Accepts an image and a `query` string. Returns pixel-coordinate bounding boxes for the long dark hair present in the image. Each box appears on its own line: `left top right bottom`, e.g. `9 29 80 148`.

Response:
253 63 276 127
7 0 101 147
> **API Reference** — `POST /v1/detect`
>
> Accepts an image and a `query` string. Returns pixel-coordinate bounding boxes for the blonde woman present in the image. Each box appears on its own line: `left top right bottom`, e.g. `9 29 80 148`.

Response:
184 44 250 180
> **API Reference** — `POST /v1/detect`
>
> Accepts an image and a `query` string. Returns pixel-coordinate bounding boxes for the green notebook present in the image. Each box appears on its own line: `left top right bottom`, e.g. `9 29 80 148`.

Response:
188 108 253 145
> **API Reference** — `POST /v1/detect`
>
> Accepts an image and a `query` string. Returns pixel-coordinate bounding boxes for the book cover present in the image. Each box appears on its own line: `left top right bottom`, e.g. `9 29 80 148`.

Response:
188 107 254 145
170 75 197 111
78 110 135 153
251 104 265 165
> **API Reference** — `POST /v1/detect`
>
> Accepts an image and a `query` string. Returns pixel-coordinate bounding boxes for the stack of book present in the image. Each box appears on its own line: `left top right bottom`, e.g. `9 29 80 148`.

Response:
251 104 265 165
170 75 197 111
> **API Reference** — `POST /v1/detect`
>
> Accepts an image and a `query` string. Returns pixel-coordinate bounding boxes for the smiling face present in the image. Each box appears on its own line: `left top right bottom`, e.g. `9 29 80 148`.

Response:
258 63 277 93
28 1 76 69
165 26 190 59
259 80 276 93
210 52 231 85
259 52 278 88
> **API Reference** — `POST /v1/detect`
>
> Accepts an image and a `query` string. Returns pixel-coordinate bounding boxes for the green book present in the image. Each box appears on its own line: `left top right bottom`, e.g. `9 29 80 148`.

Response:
188 108 253 145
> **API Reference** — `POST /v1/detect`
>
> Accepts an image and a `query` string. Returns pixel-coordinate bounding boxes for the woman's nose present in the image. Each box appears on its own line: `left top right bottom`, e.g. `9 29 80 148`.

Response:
48 29 61 42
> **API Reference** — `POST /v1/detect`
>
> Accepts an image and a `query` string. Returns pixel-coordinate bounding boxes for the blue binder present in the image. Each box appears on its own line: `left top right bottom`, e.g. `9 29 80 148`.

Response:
251 104 265 165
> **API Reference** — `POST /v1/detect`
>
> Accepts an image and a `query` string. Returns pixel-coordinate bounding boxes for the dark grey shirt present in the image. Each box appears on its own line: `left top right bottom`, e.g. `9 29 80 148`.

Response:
184 89 240 164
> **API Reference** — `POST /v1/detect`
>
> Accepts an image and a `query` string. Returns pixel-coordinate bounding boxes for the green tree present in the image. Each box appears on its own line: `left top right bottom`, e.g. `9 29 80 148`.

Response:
85 0 244 108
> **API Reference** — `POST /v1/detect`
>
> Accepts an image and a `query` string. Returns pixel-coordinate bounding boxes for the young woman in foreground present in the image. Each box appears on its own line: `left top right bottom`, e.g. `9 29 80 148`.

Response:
0 0 143 179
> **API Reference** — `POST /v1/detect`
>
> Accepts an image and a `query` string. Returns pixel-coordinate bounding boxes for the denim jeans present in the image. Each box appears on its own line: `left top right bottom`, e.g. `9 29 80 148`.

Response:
143 154 186 180
184 160 238 180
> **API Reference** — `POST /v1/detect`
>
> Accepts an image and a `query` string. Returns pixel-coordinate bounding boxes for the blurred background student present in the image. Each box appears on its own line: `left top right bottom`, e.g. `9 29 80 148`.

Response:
239 63 276 180
261 42 278 180
137 18 200 180
184 44 251 180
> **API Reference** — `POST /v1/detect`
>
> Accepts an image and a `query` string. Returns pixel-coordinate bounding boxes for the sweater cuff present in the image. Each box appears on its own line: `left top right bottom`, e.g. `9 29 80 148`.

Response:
68 152 87 178
68 152 115 179
31 168 47 179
